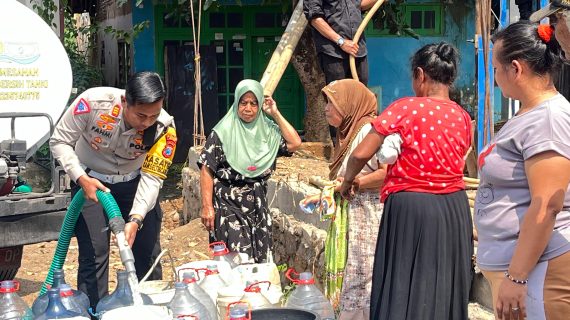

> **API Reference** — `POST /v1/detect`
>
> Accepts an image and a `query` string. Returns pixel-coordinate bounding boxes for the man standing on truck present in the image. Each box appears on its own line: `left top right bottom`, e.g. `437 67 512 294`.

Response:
49 71 177 308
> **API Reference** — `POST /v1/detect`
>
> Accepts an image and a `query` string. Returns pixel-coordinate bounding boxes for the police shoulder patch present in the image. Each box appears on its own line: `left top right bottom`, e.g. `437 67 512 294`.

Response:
142 127 177 179
73 98 91 115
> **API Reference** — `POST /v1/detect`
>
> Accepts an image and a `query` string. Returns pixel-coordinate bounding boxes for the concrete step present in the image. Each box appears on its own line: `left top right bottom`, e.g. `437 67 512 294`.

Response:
469 302 494 320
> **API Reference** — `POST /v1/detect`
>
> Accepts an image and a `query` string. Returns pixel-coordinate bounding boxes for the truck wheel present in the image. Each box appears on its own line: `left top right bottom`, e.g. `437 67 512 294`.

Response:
0 245 23 281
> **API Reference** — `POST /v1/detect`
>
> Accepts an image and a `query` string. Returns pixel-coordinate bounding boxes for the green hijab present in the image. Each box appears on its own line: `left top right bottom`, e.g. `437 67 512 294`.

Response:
212 79 282 178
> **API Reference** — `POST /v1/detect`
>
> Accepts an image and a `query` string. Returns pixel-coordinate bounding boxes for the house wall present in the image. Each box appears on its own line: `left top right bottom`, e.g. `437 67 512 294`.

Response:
131 0 479 114
132 0 156 72
97 0 133 86
367 0 476 114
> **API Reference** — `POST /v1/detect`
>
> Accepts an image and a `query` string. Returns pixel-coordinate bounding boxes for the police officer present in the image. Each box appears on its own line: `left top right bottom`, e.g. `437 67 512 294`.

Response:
50 71 177 308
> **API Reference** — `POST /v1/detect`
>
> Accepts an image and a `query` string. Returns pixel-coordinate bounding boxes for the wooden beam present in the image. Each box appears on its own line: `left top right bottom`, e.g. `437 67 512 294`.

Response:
260 0 308 96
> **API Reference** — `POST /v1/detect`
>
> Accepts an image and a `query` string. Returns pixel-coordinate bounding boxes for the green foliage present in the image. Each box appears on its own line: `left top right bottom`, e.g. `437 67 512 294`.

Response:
103 21 151 45
276 263 296 305
373 0 420 39
31 0 150 102
31 0 58 29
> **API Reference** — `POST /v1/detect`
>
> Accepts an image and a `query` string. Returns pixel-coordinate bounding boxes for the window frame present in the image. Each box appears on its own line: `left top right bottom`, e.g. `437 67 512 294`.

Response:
365 3 444 37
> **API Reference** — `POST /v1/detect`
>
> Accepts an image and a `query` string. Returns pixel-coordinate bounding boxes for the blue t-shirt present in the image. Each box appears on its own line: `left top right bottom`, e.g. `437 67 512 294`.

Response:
475 94 570 271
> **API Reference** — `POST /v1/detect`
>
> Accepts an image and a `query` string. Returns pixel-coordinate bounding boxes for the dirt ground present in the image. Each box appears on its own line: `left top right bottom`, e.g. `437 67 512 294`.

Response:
15 153 331 306
13 150 492 319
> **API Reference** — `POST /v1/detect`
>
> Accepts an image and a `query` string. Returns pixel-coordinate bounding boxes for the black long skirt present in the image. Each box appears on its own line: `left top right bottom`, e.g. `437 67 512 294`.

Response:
370 191 473 320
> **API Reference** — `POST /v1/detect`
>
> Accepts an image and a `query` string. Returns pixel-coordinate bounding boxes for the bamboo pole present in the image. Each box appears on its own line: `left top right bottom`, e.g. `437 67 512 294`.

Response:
349 0 385 81
260 0 308 96
309 175 336 189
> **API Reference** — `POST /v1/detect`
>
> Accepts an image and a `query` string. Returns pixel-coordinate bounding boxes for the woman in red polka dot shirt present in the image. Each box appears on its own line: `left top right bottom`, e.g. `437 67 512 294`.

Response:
339 42 473 320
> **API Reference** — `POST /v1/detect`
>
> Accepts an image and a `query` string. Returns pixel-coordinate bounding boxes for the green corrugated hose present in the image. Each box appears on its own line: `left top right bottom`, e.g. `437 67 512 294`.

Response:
39 189 123 294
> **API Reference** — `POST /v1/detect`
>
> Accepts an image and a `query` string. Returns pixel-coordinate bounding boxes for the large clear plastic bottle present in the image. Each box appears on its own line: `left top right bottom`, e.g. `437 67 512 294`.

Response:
33 288 88 320
284 269 335 320
181 272 217 320
198 265 227 305
57 285 89 319
95 270 152 316
0 280 33 320
209 241 240 268
167 282 211 320
227 303 250 320
240 281 272 310
31 269 90 316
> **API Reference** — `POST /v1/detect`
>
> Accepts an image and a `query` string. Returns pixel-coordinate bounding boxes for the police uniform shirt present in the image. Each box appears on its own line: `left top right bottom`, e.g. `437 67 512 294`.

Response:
50 87 176 219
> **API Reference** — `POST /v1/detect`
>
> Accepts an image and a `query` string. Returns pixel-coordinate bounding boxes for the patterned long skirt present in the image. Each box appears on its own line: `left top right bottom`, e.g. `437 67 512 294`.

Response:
338 191 383 320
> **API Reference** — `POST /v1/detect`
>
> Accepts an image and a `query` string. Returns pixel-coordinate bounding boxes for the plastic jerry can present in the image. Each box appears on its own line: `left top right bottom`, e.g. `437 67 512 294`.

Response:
58 285 89 318
198 265 227 304
180 270 217 320
167 282 211 320
95 270 152 317
0 280 33 320
209 242 241 268
284 269 335 320
31 269 89 316
225 302 251 320
33 288 89 320
240 282 273 310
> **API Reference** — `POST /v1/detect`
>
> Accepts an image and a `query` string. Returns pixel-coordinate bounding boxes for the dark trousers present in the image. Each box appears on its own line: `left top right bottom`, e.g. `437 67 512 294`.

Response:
317 52 369 85
72 176 163 308
318 53 369 143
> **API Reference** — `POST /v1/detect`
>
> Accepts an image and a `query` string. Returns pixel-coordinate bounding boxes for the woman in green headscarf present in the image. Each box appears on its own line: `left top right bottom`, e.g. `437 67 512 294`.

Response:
199 79 301 262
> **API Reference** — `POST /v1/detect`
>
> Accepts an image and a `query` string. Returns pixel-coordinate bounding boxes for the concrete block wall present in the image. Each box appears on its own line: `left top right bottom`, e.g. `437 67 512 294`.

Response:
181 148 493 316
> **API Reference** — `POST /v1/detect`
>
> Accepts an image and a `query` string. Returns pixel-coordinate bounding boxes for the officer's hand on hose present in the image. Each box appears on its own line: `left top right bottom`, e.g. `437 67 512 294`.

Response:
124 221 138 247
201 206 215 231
340 39 359 57
77 175 110 203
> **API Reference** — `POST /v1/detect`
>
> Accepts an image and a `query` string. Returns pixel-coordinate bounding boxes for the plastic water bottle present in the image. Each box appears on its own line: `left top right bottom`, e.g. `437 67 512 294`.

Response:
33 288 87 320
210 241 241 268
181 271 217 320
95 270 152 316
285 269 335 320
198 265 227 304
241 281 273 310
227 303 251 320
0 280 33 320
32 269 89 316
168 282 211 320
299 199 318 214
58 285 89 318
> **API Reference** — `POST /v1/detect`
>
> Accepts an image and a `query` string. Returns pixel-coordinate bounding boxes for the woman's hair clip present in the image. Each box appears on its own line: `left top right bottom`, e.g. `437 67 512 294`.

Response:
537 24 554 44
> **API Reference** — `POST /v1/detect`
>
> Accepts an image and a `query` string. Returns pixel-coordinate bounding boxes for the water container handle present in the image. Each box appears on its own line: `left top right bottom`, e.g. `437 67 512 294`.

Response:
225 301 252 320
176 315 199 319
285 268 315 285
244 280 271 293
209 241 230 256
177 267 202 282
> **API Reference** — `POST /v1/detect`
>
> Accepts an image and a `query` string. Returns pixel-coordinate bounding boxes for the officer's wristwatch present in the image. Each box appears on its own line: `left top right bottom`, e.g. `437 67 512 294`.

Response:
336 36 345 47
128 216 144 231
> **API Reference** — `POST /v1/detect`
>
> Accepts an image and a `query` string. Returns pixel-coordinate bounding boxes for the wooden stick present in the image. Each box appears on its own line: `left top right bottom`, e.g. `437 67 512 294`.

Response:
309 175 335 189
260 0 308 96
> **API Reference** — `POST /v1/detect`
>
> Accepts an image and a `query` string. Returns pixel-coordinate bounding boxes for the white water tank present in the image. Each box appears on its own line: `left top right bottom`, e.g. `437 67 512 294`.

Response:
0 0 72 158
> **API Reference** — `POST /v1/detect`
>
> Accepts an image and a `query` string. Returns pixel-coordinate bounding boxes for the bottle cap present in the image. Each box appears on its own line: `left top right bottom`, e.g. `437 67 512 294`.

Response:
182 272 197 284
174 282 187 290
0 280 18 293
